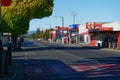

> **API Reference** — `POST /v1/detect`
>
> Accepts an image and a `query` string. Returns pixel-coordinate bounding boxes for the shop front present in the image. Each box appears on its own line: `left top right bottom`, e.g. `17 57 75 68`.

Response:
87 22 120 48
86 22 102 46
79 24 89 44
69 24 79 44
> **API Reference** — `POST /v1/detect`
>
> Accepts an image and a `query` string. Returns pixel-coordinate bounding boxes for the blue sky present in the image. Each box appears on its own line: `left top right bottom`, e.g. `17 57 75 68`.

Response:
29 0 120 31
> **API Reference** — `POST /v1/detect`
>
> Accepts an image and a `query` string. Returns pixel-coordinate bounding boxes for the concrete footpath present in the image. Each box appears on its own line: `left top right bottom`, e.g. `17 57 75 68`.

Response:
0 63 24 80
58 42 120 52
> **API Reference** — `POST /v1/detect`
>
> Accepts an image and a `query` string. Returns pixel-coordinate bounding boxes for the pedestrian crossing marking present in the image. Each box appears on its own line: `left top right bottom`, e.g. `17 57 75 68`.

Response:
69 63 120 75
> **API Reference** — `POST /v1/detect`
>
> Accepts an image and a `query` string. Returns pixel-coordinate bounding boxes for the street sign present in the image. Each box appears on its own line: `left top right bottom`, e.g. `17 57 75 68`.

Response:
1 0 11 6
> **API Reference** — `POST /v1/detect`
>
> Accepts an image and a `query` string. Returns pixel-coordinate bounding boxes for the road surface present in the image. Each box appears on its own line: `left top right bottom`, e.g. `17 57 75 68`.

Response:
11 39 120 80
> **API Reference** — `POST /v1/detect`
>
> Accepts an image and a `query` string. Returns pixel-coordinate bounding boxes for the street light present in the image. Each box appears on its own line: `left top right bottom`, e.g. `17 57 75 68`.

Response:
55 16 65 43
72 11 77 24
55 16 64 28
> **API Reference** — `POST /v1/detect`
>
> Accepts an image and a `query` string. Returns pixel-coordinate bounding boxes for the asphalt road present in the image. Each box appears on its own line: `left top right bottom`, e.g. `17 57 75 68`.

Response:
11 39 120 80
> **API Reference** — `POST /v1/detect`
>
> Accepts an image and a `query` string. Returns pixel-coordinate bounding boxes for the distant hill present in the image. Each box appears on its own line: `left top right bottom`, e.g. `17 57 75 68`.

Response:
27 30 36 34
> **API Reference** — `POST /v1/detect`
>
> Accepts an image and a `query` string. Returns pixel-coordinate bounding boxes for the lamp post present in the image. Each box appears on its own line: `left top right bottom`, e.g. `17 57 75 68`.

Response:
55 16 64 44
72 11 77 24
55 16 64 28
0 0 12 76
72 11 78 45
0 0 12 51
0 2 3 51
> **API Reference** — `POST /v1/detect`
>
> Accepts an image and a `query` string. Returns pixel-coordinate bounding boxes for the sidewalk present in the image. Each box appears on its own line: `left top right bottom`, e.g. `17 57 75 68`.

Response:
0 63 24 80
100 48 120 52
60 42 120 52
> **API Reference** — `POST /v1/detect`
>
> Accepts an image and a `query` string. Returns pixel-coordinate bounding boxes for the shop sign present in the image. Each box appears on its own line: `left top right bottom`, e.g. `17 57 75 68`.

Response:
86 22 102 30
69 24 78 29
86 22 95 29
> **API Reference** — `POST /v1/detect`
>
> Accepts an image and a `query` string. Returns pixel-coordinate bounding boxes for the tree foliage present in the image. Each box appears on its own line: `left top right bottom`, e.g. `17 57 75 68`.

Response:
28 28 53 40
1 0 54 35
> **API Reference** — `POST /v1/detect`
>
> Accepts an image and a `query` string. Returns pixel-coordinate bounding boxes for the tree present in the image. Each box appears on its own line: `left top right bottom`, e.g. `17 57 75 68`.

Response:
1 0 54 49
2 0 54 34
0 0 54 75
42 28 53 40
36 28 41 38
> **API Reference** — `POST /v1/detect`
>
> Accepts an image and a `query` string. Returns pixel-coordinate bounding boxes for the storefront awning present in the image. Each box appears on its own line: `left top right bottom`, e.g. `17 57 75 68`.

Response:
100 27 113 31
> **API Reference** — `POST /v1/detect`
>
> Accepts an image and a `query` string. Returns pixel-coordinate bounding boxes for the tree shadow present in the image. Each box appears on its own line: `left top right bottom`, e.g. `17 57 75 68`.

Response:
13 45 99 52
12 59 88 80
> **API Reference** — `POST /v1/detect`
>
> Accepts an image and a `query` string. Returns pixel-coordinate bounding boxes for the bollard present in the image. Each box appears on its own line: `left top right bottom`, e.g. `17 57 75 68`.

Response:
7 42 12 66
108 42 111 49
112 42 115 49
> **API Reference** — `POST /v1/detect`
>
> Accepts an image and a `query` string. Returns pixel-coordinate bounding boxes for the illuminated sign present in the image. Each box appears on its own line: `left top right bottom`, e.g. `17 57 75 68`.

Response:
86 22 95 29
86 22 102 30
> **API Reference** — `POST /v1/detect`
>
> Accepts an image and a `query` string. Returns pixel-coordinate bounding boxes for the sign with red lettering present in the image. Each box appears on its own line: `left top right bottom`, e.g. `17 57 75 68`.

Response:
86 22 95 29
1 0 11 6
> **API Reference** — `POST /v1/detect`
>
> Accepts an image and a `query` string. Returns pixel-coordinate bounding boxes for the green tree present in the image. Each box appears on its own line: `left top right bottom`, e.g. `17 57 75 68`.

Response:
1 0 54 49
43 28 53 40
36 28 41 38
2 0 54 34
0 0 54 75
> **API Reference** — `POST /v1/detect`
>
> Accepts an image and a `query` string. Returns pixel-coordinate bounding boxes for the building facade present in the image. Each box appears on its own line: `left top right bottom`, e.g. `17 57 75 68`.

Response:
85 22 120 48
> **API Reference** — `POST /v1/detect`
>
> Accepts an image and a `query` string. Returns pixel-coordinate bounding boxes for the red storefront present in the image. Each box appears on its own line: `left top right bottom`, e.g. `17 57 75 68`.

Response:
52 26 69 42
86 22 120 48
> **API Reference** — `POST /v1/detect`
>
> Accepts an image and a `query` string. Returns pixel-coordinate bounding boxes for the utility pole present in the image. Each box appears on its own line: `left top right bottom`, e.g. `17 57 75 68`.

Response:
72 11 78 45
0 0 12 76
0 0 3 51
72 11 77 24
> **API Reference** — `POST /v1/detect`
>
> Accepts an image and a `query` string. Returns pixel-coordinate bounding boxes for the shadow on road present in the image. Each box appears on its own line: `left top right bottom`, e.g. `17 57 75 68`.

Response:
13 39 100 52
12 58 120 80
12 59 88 80
13 46 99 52
12 40 120 79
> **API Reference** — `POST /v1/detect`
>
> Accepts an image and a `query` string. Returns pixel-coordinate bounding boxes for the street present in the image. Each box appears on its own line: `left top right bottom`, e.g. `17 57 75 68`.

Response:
1 0 120 80
11 39 120 80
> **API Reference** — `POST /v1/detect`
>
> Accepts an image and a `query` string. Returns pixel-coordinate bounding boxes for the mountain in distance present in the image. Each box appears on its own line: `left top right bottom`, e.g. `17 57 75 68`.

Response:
27 30 36 34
